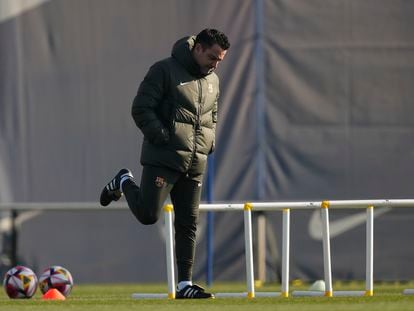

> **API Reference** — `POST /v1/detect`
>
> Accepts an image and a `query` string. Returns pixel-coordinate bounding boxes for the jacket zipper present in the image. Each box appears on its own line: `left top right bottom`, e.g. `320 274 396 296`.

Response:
187 79 202 172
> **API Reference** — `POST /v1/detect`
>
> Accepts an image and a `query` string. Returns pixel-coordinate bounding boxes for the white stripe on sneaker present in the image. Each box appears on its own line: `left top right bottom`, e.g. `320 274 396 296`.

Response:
184 288 192 297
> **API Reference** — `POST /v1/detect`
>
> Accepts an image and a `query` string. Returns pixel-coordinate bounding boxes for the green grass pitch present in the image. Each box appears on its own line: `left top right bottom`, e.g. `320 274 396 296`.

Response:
1 282 414 310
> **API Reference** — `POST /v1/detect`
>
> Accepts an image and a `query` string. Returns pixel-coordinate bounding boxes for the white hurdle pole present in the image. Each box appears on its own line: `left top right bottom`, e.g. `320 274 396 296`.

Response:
365 206 374 296
132 204 176 300
281 208 290 297
164 204 176 299
321 201 333 297
244 203 255 299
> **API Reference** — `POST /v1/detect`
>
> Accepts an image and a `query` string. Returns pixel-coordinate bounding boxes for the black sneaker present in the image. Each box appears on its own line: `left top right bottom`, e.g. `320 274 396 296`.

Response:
99 169 133 206
176 284 214 299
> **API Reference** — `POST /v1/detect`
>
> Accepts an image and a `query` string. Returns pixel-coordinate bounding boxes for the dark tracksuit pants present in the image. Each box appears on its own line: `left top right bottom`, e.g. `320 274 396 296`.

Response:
122 165 203 282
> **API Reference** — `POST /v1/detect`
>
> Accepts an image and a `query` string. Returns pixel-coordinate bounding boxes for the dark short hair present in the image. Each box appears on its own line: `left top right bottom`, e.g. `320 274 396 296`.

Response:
195 29 230 50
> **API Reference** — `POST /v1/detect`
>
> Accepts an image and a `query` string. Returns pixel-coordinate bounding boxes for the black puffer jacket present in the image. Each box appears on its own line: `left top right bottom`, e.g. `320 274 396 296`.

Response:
132 36 219 176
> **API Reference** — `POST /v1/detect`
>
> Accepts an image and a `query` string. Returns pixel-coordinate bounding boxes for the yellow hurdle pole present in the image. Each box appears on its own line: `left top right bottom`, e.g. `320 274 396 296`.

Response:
365 206 374 296
164 204 175 299
244 203 255 299
281 208 290 297
321 201 333 297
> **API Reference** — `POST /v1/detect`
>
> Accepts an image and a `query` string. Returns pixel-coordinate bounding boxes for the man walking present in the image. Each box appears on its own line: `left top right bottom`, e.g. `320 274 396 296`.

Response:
100 29 230 299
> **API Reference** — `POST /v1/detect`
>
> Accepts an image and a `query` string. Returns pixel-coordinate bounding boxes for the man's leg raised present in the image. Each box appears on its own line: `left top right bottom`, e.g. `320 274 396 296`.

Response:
122 165 177 225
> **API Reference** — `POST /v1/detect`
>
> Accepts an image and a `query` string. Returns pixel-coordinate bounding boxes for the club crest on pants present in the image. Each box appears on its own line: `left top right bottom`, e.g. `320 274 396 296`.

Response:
155 176 165 188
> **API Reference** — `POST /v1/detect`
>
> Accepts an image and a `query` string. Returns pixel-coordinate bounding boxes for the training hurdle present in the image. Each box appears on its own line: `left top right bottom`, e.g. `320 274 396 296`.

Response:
132 202 290 299
131 199 414 299
1 200 413 298
287 199 414 297
291 201 374 297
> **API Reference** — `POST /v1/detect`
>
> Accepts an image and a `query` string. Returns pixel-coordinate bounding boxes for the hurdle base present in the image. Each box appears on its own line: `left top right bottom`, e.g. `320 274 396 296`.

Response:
215 291 282 298
132 293 170 299
292 290 367 297
132 292 283 299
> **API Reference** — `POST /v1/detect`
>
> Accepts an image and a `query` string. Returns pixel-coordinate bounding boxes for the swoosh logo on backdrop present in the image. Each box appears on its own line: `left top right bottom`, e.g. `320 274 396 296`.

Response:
308 207 391 240
0 0 51 23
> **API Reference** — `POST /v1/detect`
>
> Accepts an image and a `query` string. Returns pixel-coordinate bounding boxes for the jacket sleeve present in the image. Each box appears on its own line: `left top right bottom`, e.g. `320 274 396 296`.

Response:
131 62 170 145
209 91 218 154
212 91 218 127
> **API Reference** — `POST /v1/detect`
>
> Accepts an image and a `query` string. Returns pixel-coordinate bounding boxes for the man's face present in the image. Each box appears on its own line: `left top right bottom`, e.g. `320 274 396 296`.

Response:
193 43 227 75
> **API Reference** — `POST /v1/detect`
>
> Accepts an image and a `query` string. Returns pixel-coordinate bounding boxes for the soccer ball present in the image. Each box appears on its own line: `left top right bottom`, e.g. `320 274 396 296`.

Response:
38 265 73 297
3 266 38 299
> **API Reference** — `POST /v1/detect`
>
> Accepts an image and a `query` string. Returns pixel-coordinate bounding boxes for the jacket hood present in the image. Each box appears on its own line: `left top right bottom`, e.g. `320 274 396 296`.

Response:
171 36 206 78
